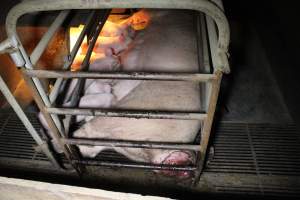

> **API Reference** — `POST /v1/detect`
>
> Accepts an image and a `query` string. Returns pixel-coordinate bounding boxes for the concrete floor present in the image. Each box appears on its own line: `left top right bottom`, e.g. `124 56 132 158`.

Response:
220 23 292 123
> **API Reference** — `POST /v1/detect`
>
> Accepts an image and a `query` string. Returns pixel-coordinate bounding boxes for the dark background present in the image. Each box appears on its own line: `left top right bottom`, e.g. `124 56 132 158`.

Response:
223 0 300 128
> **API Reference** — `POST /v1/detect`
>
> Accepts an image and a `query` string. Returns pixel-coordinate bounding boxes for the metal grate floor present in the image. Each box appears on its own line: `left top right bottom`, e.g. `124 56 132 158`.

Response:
207 123 300 176
0 112 299 197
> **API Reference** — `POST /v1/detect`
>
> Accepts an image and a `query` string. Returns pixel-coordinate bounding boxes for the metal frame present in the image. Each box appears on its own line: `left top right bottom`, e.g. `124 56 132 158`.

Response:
0 0 230 185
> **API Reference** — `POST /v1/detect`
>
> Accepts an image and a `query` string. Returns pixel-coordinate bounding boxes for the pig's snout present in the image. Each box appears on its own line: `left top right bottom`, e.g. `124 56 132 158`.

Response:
158 151 194 178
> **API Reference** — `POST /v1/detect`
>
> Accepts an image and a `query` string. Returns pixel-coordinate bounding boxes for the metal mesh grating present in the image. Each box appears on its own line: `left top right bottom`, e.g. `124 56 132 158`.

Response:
0 113 300 197
205 122 300 176
0 112 47 161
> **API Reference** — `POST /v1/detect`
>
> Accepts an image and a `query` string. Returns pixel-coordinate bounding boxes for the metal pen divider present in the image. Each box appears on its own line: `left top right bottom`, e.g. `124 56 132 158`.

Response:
0 0 230 184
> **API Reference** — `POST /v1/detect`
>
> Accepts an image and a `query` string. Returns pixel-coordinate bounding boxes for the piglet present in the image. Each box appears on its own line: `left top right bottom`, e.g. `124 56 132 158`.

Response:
101 21 135 38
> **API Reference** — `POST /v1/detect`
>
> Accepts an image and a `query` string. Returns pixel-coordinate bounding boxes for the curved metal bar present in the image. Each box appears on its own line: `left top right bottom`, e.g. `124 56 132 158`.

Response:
5 0 230 72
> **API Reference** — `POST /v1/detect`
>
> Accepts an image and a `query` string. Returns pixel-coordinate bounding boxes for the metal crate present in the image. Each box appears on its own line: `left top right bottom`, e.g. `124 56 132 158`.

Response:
0 0 230 185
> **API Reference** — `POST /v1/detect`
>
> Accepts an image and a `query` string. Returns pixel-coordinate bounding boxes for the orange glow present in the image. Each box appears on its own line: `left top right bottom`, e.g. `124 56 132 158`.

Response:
69 10 150 71
69 25 87 71
126 9 151 30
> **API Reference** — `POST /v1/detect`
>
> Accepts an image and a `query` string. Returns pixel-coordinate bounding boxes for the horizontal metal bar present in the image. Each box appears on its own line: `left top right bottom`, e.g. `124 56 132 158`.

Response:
30 10 70 65
46 107 207 120
6 0 230 59
62 138 200 151
72 160 197 171
24 70 216 82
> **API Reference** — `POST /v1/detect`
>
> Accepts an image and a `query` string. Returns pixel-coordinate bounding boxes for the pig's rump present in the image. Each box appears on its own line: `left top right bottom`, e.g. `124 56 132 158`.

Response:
73 10 203 165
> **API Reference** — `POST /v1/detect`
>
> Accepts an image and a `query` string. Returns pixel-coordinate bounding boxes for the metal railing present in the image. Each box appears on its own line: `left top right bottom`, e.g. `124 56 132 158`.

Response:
0 0 229 185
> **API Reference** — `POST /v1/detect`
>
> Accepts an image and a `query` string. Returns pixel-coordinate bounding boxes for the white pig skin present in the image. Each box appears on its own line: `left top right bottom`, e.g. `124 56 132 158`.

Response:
73 117 200 164
40 10 201 173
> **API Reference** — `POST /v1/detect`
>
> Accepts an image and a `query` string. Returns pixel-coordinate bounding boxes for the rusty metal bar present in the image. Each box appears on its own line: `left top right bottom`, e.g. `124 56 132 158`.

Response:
193 70 223 185
49 11 96 104
72 159 197 171
63 138 200 151
24 70 217 82
46 107 207 120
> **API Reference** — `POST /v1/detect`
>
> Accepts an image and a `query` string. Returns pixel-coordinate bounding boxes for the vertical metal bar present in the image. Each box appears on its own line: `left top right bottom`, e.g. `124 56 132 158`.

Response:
206 15 218 73
30 10 70 65
193 70 222 185
28 10 71 140
68 11 111 105
11 32 65 136
206 0 226 74
196 13 211 113
63 10 110 133
20 68 84 173
49 11 96 104
200 13 212 112
199 13 211 72
15 34 65 136
0 74 61 168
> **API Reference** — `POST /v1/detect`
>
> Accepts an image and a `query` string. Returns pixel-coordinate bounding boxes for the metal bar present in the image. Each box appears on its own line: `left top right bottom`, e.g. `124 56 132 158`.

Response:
205 0 229 73
1 0 231 181
63 10 110 135
196 13 212 112
5 0 230 71
7 11 70 143
20 68 84 174
49 11 96 104
24 70 217 82
212 0 225 10
12 35 65 136
0 38 17 54
72 160 197 171
198 13 211 73
206 15 219 72
193 70 223 185
30 10 70 65
69 10 110 106
63 138 200 151
0 74 61 168
46 107 207 120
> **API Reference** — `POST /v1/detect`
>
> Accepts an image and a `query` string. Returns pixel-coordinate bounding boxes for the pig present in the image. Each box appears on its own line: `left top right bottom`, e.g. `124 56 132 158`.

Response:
100 21 135 38
90 35 133 55
72 10 202 177
120 9 151 31
40 9 201 177
73 117 199 177
62 54 120 107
